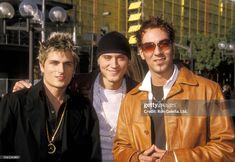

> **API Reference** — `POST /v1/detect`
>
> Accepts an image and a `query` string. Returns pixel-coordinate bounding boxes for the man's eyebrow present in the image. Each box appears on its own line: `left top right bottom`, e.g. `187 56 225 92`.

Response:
142 38 170 44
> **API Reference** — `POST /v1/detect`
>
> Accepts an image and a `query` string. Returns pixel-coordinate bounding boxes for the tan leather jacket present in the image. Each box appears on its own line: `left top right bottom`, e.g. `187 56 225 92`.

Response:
113 66 235 162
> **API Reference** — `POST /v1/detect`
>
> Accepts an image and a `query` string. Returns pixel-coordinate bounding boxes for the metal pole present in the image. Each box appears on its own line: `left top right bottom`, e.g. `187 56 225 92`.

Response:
29 19 34 84
2 19 7 44
5 78 8 94
89 33 94 72
3 19 6 35
233 56 235 90
72 4 77 45
41 0 45 42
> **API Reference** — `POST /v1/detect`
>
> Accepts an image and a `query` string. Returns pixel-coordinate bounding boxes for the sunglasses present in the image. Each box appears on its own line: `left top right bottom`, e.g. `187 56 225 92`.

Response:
141 39 172 54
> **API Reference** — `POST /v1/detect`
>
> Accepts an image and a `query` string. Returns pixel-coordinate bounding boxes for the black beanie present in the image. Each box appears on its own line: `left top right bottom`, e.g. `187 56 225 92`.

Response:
97 31 131 60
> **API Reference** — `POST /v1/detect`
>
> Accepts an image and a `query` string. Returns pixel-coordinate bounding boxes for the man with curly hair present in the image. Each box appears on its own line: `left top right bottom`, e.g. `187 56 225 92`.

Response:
113 17 235 162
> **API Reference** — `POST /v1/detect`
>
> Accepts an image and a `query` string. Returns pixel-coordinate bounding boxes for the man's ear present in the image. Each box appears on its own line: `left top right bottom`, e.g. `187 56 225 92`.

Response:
39 63 44 73
138 49 145 60
96 57 101 66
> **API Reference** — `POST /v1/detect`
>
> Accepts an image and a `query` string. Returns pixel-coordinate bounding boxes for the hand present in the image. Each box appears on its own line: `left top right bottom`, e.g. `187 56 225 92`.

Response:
154 146 166 162
138 145 157 162
138 145 167 162
12 80 32 92
153 146 167 162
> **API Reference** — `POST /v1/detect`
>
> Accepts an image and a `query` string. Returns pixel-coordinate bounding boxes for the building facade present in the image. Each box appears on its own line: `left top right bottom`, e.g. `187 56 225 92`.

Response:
61 0 235 45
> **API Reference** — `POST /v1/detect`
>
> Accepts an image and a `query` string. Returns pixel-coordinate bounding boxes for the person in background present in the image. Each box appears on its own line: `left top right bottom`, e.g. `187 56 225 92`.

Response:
222 84 232 100
113 17 235 162
223 84 235 125
0 93 6 101
12 31 138 162
0 32 101 162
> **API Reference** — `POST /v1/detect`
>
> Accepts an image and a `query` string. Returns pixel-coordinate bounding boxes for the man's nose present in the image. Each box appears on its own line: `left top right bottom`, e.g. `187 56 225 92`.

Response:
57 63 65 73
153 44 162 55
110 58 118 67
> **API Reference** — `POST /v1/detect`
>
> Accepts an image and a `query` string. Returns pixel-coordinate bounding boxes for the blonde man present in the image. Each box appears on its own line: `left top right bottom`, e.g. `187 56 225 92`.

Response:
0 32 101 162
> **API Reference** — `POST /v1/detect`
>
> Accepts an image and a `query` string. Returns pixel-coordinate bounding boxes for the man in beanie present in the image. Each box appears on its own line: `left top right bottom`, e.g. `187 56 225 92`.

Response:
12 31 138 162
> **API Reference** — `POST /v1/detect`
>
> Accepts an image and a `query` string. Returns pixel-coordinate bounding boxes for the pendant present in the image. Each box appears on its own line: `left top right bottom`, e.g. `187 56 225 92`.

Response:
48 143 56 154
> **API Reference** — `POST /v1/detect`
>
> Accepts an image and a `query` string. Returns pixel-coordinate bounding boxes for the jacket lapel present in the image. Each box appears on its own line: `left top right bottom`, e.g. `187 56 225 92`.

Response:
25 82 47 151
62 100 82 151
167 66 198 99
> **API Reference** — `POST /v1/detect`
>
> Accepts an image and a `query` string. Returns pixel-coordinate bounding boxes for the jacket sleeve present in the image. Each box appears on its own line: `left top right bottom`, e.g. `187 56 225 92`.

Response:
0 94 18 154
87 99 102 162
112 96 142 162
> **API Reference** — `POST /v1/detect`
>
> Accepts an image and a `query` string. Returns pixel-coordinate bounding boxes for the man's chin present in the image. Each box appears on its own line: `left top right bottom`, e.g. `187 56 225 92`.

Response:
151 64 168 73
53 83 68 89
107 78 121 83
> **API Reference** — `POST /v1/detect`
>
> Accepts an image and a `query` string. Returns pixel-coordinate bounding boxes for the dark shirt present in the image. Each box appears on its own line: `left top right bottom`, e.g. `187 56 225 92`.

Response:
150 85 166 150
45 93 68 162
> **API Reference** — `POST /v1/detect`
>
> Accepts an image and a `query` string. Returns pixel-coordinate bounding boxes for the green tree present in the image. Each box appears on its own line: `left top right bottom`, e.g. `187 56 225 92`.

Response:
191 34 222 72
177 34 222 74
227 24 235 42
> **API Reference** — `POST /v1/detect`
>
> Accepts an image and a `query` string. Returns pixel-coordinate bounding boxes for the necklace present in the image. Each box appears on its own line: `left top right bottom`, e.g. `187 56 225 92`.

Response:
46 103 67 154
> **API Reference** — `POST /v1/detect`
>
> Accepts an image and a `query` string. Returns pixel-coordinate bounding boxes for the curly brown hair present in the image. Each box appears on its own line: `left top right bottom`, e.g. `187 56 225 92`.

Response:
136 16 175 48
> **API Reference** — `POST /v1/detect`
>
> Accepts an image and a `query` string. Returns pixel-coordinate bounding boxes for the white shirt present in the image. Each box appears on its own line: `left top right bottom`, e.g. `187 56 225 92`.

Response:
93 74 126 162
139 64 179 100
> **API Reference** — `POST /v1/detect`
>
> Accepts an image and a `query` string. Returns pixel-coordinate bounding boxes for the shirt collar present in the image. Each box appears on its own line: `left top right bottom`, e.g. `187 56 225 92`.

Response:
139 64 179 99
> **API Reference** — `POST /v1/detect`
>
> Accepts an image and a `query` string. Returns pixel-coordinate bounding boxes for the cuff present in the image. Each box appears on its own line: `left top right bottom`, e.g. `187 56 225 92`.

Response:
161 150 175 162
130 150 144 162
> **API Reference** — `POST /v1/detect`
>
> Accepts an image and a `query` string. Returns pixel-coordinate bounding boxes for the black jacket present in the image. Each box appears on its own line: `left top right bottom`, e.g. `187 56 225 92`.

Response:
0 81 101 162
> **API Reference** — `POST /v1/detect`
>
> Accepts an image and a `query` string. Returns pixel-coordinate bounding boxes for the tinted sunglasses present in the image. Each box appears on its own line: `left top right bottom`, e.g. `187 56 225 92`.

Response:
141 39 172 54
